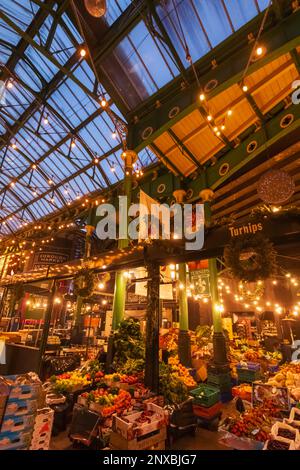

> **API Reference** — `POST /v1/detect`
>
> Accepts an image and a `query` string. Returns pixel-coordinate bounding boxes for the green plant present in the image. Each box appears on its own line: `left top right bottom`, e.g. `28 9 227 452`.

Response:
113 318 145 370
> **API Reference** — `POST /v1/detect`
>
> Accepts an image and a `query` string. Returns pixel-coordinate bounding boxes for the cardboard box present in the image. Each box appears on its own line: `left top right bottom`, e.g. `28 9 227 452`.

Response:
112 403 167 440
5 375 42 400
1 413 35 433
4 398 38 417
109 426 167 450
0 429 32 450
29 408 53 450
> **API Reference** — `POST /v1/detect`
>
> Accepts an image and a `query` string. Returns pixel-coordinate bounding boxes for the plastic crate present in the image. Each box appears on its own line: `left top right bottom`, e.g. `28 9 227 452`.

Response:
236 362 260 371
237 369 261 384
190 384 220 408
192 401 222 419
207 372 232 387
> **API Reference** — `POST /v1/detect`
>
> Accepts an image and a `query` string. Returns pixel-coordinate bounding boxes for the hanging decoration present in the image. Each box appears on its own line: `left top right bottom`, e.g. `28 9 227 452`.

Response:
224 234 277 282
257 169 295 204
84 0 107 17
73 270 95 298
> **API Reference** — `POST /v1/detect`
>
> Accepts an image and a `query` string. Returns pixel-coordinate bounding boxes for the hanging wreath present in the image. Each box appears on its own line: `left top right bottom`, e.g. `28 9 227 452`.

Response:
73 270 95 298
224 234 277 282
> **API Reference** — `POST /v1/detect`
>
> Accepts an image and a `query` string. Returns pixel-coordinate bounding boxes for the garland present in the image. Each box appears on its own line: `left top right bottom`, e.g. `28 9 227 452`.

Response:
224 234 277 282
73 270 94 298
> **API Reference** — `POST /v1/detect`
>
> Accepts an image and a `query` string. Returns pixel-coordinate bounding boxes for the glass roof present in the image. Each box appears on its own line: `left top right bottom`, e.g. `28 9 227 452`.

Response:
0 0 269 235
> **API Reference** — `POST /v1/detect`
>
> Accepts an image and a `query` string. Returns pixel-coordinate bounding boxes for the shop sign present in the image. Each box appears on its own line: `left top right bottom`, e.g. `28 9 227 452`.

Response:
228 222 263 238
189 268 210 296
33 248 70 270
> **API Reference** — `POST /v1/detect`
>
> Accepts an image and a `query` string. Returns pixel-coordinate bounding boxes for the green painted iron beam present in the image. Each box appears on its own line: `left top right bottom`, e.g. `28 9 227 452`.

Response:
290 48 300 73
167 129 202 170
128 9 300 150
150 143 184 178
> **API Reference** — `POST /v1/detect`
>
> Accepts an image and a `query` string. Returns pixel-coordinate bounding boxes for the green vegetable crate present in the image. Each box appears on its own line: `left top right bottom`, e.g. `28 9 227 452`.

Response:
207 372 232 387
190 384 220 408
237 368 261 384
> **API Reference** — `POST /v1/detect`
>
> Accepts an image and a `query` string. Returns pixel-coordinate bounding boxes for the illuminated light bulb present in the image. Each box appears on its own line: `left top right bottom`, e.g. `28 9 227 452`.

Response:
110 165 116 173
253 300 258 305
100 98 108 108
71 140 76 148
213 126 218 132
266 301 271 307
170 271 176 280
179 283 184 290
111 130 117 139
80 48 87 57
10 181 15 187
286 273 291 278
256 306 263 312
221 125 226 131
50 197 55 203
98 282 105 290
293 311 299 317
203 298 209 303
187 292 192 297
7 80 13 89
294 282 299 287
199 93 205 101
48 179 53 185
11 143 17 149
256 46 264 56
207 115 213 122
102 265 107 269
102 299 107 305
216 304 224 313
26 300 31 306
94 158 99 164
43 115 49 125
291 278 296 283
216 131 221 136
32 164 37 169
126 171 129 176
76 194 81 200
169 264 175 270
272 206 280 213
272 280 277 285
101 199 105 203
257 280 263 285
245 304 249 309
190 284 194 290
227 109 233 116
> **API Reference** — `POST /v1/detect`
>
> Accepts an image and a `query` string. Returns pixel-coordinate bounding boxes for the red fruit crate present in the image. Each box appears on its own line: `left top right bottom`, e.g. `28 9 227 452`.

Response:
192 401 222 419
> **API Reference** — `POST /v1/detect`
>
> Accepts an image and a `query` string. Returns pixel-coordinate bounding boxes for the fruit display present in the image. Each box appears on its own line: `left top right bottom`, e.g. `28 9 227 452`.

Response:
50 371 91 394
267 364 300 390
159 328 179 353
194 325 212 349
266 439 291 450
81 360 104 383
227 400 281 442
80 388 132 417
232 384 252 401
167 356 197 388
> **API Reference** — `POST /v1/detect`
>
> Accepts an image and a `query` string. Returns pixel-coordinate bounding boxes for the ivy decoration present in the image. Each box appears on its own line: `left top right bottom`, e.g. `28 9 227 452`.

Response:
224 234 277 282
73 270 95 298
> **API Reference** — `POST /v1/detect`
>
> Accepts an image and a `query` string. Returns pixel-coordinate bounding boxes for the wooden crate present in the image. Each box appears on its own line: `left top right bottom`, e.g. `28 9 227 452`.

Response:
109 426 167 450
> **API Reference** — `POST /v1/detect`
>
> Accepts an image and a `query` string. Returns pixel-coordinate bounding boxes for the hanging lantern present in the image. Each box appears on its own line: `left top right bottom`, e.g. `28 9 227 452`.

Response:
257 169 295 204
84 0 107 17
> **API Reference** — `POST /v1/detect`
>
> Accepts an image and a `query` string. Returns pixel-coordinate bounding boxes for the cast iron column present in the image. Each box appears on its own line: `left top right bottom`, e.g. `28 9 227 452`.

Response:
173 189 192 366
200 189 230 370
144 262 160 393
106 150 137 370
38 281 56 377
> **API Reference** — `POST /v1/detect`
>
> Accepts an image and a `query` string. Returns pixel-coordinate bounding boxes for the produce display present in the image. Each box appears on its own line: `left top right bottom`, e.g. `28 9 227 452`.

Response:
159 363 189 405
266 439 291 450
168 356 197 388
50 371 91 394
80 388 132 417
227 400 281 442
113 319 145 373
